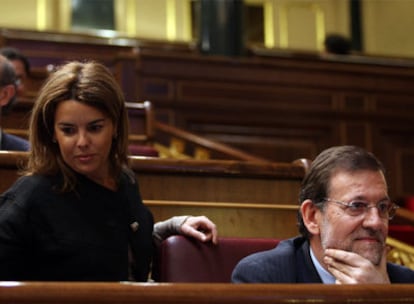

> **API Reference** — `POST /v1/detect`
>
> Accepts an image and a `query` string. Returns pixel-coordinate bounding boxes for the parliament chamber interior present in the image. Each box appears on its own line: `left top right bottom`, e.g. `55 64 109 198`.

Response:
1 0 414 302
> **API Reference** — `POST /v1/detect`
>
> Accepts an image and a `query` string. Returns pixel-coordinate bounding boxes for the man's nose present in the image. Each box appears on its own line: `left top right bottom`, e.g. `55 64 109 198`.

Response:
363 206 385 228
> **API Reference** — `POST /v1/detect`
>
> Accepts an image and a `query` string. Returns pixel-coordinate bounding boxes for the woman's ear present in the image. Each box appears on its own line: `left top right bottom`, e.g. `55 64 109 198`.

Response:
301 199 322 235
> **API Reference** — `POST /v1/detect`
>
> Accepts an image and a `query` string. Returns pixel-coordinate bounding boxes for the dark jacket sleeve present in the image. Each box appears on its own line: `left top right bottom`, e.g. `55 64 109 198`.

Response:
1 132 30 151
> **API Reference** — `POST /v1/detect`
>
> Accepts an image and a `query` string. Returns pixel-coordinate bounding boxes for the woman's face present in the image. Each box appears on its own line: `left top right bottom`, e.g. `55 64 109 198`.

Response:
53 99 116 186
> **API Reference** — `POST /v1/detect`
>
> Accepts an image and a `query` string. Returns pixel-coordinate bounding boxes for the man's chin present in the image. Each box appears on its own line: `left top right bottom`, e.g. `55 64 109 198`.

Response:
353 243 383 265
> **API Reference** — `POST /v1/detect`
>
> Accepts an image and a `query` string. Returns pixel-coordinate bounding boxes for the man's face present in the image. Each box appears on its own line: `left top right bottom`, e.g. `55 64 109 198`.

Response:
318 170 389 265
10 59 26 96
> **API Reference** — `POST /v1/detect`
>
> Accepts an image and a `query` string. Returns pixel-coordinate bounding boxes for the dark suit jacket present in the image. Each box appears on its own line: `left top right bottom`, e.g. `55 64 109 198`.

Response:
1 131 29 151
231 236 414 283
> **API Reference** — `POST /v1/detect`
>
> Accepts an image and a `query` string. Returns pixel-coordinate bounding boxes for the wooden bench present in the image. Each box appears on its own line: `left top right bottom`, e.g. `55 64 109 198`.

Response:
0 282 413 304
0 151 26 194
146 199 299 239
0 151 413 266
0 151 305 238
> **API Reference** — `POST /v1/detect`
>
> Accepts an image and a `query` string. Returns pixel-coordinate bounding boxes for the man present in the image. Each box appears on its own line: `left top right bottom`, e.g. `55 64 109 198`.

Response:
232 145 414 284
0 47 30 97
0 55 30 151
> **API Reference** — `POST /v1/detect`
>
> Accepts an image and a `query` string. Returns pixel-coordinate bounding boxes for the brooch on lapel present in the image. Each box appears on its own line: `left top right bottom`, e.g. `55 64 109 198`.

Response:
130 221 139 232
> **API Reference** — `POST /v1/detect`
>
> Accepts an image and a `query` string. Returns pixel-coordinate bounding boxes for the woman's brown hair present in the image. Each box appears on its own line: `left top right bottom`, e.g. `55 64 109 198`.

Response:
26 60 130 192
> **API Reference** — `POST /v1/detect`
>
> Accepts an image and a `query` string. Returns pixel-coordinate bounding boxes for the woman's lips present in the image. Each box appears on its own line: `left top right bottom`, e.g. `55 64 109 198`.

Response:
76 154 94 162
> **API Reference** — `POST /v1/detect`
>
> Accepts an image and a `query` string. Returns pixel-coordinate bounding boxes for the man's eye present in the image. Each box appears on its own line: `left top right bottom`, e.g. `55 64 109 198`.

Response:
377 201 391 213
348 201 368 211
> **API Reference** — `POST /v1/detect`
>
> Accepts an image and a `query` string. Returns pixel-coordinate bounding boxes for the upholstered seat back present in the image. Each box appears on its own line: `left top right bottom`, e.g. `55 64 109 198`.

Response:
155 235 280 282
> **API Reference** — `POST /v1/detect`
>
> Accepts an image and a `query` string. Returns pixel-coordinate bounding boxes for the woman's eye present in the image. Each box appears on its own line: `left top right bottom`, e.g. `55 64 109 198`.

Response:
88 124 103 132
61 126 76 135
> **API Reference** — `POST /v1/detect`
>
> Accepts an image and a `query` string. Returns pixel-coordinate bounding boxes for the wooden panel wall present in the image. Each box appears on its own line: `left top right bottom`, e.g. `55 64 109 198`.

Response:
133 50 414 199
3 28 414 199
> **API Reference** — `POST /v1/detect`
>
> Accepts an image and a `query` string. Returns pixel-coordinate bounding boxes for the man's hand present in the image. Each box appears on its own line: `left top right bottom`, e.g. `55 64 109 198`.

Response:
323 248 390 284
180 215 218 244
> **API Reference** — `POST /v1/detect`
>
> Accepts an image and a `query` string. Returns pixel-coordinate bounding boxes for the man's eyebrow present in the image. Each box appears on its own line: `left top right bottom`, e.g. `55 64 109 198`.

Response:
349 195 391 202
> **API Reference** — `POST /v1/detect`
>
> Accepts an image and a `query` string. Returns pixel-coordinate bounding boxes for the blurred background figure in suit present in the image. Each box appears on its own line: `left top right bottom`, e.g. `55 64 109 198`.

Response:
0 54 29 151
0 47 31 98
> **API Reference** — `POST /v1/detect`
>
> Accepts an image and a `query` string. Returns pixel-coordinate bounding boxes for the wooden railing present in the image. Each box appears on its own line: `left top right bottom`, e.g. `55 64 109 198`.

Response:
153 120 268 162
387 236 414 270
0 282 413 304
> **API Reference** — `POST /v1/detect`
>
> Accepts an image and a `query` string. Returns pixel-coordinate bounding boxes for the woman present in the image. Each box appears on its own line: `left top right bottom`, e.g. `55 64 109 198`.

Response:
0 61 217 281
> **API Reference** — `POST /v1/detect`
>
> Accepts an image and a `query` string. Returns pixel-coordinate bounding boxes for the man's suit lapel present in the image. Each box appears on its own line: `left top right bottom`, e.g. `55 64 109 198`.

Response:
295 239 323 283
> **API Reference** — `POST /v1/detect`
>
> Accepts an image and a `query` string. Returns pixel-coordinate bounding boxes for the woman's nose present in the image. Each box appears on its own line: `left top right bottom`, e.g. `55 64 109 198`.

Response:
76 131 90 147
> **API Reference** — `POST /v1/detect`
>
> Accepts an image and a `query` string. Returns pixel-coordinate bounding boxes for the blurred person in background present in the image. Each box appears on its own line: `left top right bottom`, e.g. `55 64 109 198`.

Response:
0 54 29 151
0 47 31 98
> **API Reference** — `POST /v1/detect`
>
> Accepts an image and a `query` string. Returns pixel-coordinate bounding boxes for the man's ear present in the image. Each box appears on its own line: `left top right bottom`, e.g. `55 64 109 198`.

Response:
301 199 322 235
0 84 16 107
